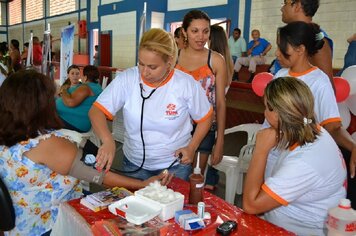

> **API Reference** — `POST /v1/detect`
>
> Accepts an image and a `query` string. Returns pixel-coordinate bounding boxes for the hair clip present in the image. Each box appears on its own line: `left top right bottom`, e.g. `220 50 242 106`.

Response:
315 32 325 41
303 117 312 126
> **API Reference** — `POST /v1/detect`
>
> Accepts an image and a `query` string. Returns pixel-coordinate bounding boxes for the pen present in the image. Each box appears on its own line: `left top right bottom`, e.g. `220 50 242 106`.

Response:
167 153 183 170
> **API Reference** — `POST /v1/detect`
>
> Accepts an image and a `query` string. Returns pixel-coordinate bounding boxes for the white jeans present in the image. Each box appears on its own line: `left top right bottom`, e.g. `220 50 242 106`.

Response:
234 55 266 73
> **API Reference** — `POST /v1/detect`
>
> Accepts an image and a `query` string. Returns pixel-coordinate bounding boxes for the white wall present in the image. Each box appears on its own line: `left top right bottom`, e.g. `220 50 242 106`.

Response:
238 0 246 37
101 0 123 5
314 0 356 68
9 20 45 51
80 0 87 9
167 0 227 11
90 0 99 22
101 11 136 69
151 12 165 29
249 0 285 64
0 34 6 42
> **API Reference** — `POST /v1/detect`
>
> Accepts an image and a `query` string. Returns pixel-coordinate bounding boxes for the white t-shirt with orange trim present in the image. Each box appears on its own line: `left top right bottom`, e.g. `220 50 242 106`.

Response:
94 67 212 170
264 67 341 178
274 67 340 125
263 128 347 235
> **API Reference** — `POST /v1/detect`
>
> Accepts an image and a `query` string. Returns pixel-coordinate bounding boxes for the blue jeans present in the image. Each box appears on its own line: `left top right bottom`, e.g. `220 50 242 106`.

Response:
232 56 237 64
122 156 192 181
205 165 220 186
191 125 216 153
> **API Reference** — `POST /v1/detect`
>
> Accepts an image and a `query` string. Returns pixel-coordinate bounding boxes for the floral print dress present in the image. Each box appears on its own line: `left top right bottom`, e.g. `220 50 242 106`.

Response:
0 130 82 236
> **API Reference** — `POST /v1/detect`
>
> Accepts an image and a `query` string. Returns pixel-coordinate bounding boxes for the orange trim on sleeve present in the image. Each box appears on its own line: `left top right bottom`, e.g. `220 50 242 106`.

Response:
262 183 289 206
193 106 213 123
320 117 341 126
93 102 114 121
288 66 317 77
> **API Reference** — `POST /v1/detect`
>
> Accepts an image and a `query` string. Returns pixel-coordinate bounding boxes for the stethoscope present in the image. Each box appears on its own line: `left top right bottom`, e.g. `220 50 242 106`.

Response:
111 69 174 173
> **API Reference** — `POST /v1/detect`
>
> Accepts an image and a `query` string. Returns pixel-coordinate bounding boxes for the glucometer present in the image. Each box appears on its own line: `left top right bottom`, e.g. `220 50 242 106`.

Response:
216 220 237 235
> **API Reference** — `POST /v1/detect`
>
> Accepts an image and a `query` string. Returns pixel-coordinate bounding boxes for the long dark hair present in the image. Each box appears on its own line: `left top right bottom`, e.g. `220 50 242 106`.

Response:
209 25 233 82
0 69 62 147
182 9 210 31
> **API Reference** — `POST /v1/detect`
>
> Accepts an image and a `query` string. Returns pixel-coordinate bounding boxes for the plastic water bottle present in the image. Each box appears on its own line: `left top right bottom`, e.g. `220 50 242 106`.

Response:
326 199 356 236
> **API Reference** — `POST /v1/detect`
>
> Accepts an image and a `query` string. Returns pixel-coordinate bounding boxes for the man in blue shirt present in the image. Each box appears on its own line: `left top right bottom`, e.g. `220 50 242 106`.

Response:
234 29 271 82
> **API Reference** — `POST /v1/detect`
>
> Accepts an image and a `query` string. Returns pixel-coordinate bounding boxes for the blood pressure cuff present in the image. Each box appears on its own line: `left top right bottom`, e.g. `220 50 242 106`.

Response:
68 148 105 185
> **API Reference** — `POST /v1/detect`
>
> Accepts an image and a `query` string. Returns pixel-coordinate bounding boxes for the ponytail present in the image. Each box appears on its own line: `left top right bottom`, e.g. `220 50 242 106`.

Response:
278 21 324 58
310 23 325 54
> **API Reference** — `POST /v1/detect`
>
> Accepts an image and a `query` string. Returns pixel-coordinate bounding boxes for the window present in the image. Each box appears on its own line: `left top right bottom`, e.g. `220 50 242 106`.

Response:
9 0 22 25
26 0 44 21
49 0 76 16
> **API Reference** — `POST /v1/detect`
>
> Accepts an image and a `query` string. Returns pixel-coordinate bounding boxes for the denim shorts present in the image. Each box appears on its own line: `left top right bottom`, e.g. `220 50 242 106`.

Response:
122 156 192 181
191 125 216 154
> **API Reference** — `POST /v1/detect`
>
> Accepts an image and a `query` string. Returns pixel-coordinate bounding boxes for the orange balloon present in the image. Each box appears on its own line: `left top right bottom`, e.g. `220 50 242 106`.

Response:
252 72 273 97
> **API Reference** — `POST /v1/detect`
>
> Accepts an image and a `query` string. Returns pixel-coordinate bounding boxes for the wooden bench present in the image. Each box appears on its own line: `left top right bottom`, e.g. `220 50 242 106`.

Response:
226 67 348 130
233 64 270 83
234 65 341 83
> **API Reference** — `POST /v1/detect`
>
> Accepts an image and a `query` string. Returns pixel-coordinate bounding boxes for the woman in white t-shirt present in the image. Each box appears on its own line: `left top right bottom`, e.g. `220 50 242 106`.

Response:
243 77 346 235
89 28 213 181
265 22 356 206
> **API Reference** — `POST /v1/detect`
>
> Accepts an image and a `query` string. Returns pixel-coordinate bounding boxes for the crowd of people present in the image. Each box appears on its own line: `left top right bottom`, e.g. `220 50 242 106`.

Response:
0 0 355 235
233 29 272 82
0 35 45 79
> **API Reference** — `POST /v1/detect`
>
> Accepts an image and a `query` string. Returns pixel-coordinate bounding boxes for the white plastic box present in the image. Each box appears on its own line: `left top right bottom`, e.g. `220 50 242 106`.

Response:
108 195 161 225
135 189 184 221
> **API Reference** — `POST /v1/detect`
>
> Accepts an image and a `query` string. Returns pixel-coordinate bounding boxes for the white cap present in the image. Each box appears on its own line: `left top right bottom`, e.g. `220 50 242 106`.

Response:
193 153 201 174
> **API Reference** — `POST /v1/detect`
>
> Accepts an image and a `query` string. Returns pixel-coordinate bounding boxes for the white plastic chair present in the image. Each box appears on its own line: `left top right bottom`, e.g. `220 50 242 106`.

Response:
101 76 108 89
211 123 261 204
235 143 255 195
112 109 125 143
224 123 261 145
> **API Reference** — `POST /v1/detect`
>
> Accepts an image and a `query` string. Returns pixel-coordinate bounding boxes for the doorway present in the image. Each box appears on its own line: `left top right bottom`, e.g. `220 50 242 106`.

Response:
100 31 111 67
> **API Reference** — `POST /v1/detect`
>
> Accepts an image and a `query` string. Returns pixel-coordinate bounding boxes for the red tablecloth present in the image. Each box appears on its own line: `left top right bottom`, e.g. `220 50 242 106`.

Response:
67 178 295 235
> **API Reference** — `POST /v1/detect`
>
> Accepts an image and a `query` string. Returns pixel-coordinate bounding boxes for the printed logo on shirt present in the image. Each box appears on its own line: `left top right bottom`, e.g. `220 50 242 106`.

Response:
165 103 179 120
